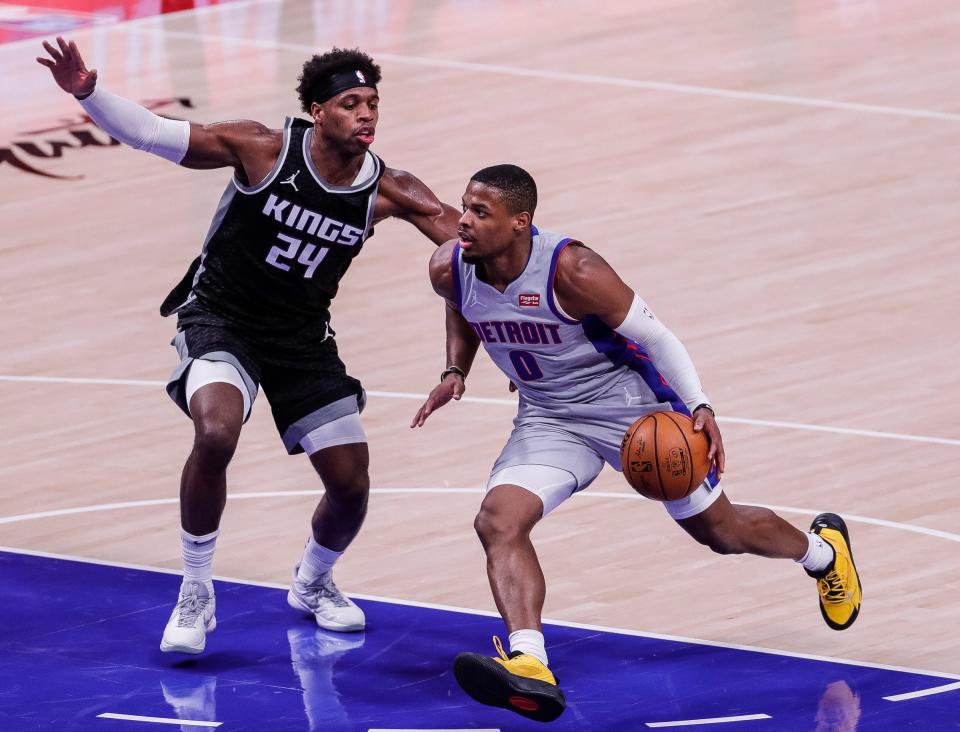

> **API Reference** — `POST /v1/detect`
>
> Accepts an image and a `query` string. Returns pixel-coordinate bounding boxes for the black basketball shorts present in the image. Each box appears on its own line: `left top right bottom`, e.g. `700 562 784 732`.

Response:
166 321 365 455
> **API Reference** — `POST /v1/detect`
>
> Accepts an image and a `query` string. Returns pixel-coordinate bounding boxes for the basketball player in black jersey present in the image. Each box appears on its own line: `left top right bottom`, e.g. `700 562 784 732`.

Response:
39 37 461 654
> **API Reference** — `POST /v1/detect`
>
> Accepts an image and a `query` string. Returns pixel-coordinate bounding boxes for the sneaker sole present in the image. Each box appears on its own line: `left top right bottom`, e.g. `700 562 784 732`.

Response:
454 652 566 723
286 590 365 632
160 615 217 654
812 513 862 631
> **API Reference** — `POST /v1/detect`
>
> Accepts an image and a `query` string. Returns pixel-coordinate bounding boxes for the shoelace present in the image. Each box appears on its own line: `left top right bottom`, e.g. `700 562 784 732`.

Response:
493 635 509 661
176 589 209 627
303 575 351 608
818 569 852 604
492 634 558 683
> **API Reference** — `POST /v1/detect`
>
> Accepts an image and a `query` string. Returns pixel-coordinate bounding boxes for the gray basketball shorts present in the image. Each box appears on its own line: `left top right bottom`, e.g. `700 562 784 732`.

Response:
489 393 722 520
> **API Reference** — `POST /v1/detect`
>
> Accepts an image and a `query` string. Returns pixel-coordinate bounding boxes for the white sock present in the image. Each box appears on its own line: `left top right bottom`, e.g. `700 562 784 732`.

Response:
509 629 548 666
798 532 835 573
297 536 342 583
181 528 218 591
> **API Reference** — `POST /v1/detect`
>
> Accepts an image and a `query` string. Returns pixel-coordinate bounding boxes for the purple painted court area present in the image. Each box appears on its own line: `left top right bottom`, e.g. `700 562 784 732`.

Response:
0 550 955 731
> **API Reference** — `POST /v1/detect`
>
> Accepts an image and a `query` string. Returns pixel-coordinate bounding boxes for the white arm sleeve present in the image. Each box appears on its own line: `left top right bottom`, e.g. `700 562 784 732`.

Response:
614 293 711 413
77 85 191 164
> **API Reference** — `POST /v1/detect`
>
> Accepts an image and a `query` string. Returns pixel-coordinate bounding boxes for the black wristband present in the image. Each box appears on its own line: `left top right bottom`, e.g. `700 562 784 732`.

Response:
693 403 714 415
440 366 466 382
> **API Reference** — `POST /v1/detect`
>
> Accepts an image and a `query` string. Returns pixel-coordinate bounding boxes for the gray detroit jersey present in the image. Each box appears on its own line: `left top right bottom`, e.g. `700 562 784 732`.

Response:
452 227 689 415
453 227 720 505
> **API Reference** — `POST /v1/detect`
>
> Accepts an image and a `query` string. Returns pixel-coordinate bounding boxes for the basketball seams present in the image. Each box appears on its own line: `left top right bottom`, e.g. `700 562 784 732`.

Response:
662 411 694 496
623 418 645 484
651 414 665 501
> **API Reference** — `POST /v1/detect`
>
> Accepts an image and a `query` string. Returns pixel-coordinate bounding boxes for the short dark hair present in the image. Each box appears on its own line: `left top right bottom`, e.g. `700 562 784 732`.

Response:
297 48 382 112
470 164 538 218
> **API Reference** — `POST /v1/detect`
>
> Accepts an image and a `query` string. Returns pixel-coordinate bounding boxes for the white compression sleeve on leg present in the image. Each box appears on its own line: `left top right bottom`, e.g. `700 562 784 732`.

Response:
185 359 252 421
77 85 191 163
614 293 710 412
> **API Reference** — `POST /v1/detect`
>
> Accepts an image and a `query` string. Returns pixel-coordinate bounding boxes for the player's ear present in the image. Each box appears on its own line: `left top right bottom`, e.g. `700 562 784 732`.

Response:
514 211 531 232
310 101 324 125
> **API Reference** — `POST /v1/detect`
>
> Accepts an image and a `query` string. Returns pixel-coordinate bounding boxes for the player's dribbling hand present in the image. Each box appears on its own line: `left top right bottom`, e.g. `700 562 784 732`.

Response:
410 374 465 428
37 36 97 98
692 405 725 478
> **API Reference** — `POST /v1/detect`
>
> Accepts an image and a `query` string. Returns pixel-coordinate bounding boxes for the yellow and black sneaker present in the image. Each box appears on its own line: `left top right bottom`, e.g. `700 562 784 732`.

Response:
807 513 862 630
453 636 566 722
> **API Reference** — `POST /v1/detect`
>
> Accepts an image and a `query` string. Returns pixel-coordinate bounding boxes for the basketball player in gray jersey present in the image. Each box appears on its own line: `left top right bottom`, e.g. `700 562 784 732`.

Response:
39 37 460 654
412 165 863 722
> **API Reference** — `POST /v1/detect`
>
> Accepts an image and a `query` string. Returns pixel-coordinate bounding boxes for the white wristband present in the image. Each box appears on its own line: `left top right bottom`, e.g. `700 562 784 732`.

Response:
615 293 710 413
78 85 190 164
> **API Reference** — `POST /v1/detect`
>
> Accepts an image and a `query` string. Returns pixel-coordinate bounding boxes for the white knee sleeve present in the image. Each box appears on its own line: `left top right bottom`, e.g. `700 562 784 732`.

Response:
665 481 724 520
299 412 367 455
487 464 579 516
186 359 253 420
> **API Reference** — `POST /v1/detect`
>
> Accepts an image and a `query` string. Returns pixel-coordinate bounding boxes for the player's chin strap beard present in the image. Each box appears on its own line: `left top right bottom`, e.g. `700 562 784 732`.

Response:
312 70 377 104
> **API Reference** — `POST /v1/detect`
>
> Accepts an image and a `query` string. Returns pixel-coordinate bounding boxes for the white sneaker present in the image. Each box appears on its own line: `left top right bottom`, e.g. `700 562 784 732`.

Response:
287 564 365 632
160 580 217 654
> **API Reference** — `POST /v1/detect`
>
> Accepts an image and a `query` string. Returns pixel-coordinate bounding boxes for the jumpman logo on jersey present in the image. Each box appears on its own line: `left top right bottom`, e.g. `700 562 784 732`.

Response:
465 288 486 309
281 170 301 192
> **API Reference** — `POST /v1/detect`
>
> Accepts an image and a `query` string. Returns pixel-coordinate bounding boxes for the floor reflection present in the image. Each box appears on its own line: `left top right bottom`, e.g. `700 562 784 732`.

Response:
815 680 861 732
289 626 365 731
155 626 365 731
160 675 218 732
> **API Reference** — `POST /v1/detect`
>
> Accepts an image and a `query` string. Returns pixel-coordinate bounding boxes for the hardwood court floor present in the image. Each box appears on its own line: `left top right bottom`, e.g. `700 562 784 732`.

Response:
1 0 959 679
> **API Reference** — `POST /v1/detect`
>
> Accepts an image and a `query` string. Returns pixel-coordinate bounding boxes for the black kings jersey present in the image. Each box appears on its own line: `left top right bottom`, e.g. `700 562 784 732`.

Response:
164 117 385 342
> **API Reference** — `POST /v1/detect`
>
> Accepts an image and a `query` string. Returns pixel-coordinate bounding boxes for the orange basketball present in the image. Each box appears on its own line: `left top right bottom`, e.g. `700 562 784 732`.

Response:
619 411 711 501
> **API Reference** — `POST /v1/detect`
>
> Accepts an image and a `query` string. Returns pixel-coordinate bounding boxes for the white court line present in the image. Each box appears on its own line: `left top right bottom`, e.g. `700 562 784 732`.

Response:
0 0 283 51
367 388 517 407
145 28 960 124
8 5 960 124
717 416 960 447
883 680 960 702
3 543 957 682
735 501 960 545
0 375 166 387
2 374 958 447
97 712 220 726
2 487 960 547
646 714 771 728
0 488 480 526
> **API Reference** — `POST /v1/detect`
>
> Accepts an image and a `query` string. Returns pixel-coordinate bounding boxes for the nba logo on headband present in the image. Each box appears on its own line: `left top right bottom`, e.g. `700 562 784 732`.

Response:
315 68 376 103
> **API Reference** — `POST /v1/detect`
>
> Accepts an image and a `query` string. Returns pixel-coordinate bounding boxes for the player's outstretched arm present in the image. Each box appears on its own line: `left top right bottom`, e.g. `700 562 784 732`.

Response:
375 168 461 246
411 241 482 428
554 245 725 475
37 36 276 174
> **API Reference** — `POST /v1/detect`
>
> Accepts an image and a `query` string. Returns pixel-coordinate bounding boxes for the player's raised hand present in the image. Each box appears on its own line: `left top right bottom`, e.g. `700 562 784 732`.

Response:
37 36 97 98
692 405 725 478
410 374 464 428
